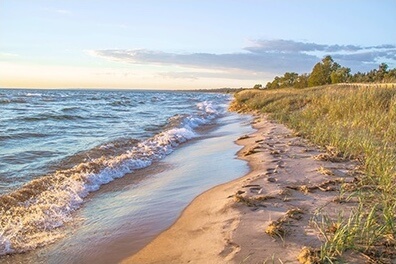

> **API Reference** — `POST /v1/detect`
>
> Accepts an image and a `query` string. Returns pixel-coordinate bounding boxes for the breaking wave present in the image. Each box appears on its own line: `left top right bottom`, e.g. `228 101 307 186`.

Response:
0 100 221 255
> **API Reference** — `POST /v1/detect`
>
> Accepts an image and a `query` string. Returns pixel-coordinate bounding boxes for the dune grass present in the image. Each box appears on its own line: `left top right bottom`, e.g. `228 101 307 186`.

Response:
230 84 396 262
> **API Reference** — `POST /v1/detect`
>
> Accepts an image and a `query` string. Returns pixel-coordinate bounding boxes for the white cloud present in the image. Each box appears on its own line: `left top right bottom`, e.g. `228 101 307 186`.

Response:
90 48 318 74
158 69 271 80
90 39 396 76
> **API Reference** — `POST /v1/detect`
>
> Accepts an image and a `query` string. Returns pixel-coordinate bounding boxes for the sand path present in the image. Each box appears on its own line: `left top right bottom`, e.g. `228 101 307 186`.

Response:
122 115 361 263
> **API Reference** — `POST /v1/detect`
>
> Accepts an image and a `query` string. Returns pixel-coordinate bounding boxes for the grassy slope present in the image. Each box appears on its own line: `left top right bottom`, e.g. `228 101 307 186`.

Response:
230 84 396 262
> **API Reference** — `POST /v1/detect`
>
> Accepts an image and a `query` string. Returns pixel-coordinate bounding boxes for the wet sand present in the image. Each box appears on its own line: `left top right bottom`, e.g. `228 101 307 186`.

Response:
123 115 360 263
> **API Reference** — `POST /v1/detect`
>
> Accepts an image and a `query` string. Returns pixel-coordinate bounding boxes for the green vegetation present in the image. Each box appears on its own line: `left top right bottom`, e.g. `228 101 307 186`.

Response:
260 56 396 90
230 84 396 262
185 87 245 93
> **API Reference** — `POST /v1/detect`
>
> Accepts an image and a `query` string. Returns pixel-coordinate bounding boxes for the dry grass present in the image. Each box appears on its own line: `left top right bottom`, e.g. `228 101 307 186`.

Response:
265 208 305 240
297 247 320 264
231 84 396 262
265 220 286 238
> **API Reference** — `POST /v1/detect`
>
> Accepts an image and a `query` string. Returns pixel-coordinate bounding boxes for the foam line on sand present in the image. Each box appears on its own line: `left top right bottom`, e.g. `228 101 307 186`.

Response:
122 115 361 264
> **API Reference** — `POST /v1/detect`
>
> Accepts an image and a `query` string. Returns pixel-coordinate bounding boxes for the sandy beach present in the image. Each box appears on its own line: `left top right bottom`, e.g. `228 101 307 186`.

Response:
123 115 362 264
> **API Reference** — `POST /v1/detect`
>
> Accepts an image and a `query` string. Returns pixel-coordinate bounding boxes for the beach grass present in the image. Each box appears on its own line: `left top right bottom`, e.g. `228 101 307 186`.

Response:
230 84 396 261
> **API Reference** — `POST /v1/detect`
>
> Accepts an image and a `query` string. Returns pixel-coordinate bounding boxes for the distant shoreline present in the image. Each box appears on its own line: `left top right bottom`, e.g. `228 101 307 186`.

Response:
0 87 245 93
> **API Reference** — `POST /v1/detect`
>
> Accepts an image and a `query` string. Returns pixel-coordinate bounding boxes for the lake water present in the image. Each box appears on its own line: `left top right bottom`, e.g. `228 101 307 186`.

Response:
0 89 252 261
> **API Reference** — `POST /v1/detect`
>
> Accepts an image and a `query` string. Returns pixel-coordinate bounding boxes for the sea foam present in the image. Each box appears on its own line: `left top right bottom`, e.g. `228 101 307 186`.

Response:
0 100 222 255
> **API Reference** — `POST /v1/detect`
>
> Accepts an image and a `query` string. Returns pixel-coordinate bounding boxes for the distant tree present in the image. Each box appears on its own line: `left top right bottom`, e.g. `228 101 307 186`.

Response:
268 77 280 89
350 64 394 83
308 62 326 87
379 63 389 73
280 72 299 88
367 69 377 82
253 84 263 89
384 68 396 83
351 71 365 83
330 67 351 84
294 73 309 88
258 58 395 91
308 55 340 87
376 63 389 82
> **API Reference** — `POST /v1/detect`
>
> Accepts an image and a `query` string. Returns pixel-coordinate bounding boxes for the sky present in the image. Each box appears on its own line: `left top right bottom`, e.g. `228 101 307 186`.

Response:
1 1 395 89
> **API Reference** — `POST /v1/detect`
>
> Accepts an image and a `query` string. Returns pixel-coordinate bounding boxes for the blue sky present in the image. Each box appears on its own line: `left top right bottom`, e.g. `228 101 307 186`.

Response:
1 0 395 89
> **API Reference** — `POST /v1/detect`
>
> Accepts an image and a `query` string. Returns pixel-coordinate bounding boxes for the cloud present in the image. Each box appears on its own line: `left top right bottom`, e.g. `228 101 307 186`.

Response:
158 69 272 80
244 40 396 71
245 39 326 53
245 40 396 54
332 51 391 63
91 48 319 73
90 40 396 77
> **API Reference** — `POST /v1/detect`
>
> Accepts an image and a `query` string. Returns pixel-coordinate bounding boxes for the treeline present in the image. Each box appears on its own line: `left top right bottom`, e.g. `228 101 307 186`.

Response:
258 56 396 90
193 88 244 93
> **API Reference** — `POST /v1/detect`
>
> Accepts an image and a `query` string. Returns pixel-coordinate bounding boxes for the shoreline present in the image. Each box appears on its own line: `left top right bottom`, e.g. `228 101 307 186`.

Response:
123 115 362 263
0 112 252 264
121 116 263 264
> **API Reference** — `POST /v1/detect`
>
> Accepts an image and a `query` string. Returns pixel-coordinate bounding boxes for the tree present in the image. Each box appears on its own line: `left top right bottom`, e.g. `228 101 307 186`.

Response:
376 63 389 82
253 84 262 89
258 57 396 90
330 67 351 84
294 73 309 88
308 62 326 87
265 76 280 89
384 68 396 83
351 71 366 82
280 72 299 88
379 63 389 73
308 55 341 87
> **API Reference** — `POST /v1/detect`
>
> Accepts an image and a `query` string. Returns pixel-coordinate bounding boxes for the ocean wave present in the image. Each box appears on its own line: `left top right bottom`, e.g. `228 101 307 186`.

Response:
61 106 84 113
20 113 86 122
0 98 27 104
109 100 132 106
2 151 62 165
0 100 222 255
0 132 51 141
25 93 42 97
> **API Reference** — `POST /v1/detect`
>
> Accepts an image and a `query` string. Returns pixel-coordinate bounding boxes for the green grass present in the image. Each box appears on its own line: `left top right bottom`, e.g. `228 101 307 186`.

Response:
230 84 396 262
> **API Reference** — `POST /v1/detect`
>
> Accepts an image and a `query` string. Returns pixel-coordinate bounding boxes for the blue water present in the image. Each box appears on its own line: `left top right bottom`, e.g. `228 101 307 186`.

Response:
0 89 229 192
0 88 233 255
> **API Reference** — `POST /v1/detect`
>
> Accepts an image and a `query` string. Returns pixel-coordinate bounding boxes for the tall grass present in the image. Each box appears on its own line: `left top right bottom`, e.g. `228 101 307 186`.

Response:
230 84 396 261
